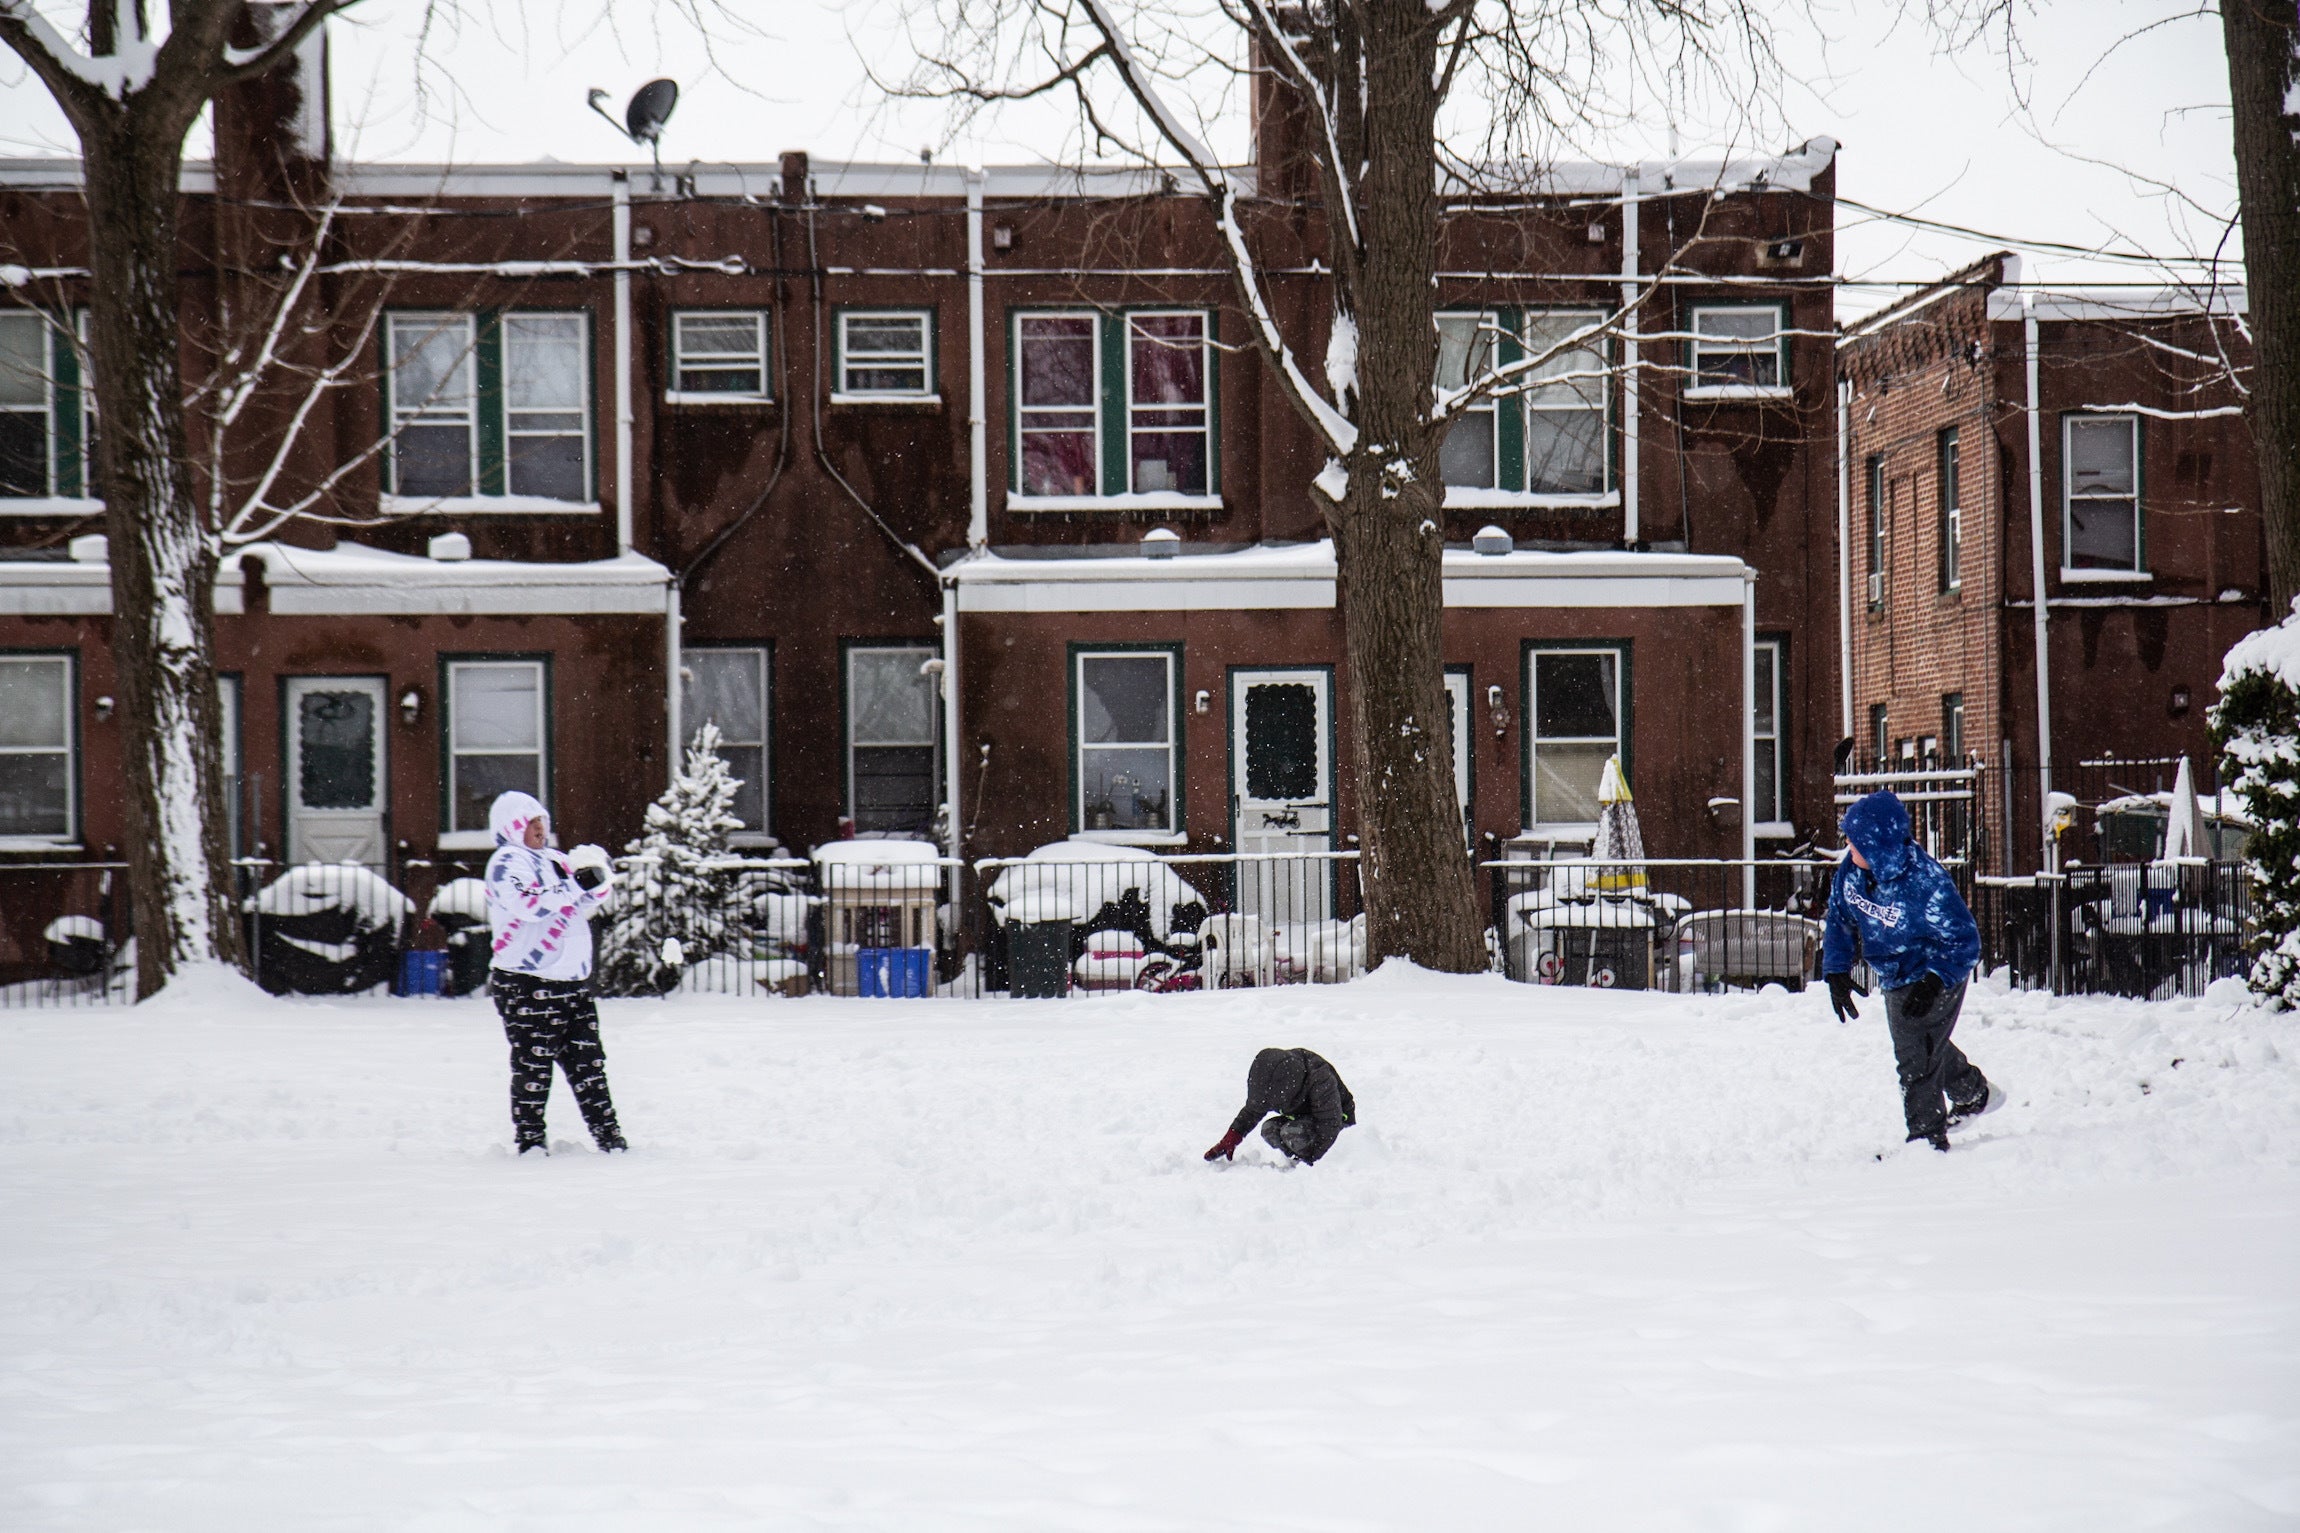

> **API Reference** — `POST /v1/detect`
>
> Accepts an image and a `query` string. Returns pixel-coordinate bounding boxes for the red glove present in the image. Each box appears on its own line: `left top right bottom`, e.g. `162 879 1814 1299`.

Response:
1204 1130 1243 1161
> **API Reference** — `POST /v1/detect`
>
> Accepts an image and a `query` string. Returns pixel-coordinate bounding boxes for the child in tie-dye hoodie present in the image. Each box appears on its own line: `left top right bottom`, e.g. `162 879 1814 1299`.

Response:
484 791 625 1154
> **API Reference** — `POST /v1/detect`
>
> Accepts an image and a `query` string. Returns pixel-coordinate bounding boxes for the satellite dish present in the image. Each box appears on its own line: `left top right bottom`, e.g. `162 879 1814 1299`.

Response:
584 77 681 188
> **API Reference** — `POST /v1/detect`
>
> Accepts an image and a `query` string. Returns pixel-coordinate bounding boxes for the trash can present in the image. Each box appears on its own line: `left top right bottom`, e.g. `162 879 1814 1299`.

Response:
1008 920 1073 998
858 946 932 998
397 949 447 996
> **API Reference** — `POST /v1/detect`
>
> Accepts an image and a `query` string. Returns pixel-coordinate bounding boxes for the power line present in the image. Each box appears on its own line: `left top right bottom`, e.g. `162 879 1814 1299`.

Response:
1836 196 2232 269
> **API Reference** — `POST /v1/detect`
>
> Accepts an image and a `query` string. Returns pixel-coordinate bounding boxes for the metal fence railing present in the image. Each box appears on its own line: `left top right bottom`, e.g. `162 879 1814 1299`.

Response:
0 844 2261 1007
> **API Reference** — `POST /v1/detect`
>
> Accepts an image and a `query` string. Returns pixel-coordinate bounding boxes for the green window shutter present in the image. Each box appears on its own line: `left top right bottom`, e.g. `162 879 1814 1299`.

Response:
1100 310 1127 497
1006 310 1021 493
1495 307 1524 493
51 317 83 498
1204 309 1220 495
476 310 505 496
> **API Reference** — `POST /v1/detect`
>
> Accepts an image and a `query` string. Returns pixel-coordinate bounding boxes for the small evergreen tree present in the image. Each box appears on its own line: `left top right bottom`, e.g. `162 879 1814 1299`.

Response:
2211 609 2300 1006
596 723 749 996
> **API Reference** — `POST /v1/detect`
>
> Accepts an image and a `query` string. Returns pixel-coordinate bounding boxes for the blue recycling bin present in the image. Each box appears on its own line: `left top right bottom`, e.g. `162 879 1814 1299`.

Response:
858 946 932 997
397 949 447 997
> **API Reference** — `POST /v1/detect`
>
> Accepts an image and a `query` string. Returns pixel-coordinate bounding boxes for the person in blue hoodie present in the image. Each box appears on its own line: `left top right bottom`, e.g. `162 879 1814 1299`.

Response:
1823 789 2002 1151
484 790 625 1155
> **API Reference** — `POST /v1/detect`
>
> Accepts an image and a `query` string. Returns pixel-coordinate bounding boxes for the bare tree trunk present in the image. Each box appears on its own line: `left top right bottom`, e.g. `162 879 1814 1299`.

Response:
1334 0 1485 973
2225 0 2300 614
81 116 242 997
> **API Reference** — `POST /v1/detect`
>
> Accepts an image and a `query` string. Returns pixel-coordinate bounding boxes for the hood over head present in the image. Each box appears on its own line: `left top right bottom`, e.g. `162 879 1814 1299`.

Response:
1244 1047 1306 1114
489 791 549 848
1840 789 1913 880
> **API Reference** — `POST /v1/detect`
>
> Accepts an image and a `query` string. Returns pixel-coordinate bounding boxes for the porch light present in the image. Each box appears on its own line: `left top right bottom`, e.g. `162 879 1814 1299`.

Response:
1486 683 1508 739
93 695 113 722
399 689 422 726
1194 689 1210 715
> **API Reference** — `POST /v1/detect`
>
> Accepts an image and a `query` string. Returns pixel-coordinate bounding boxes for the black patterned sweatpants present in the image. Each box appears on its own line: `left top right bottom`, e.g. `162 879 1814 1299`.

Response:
491 970 624 1151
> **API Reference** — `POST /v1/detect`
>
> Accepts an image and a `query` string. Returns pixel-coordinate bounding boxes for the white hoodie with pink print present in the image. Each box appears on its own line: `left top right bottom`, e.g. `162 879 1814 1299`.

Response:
484 791 612 982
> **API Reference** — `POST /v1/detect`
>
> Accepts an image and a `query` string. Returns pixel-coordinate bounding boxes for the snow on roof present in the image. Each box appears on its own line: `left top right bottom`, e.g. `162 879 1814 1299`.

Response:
814 837 944 865
2095 791 2254 827
953 540 1750 613
1985 287 2247 323
1448 136 1839 199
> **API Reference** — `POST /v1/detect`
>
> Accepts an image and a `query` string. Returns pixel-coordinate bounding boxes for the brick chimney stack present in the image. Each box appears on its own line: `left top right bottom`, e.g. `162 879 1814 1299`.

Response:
212 3 332 208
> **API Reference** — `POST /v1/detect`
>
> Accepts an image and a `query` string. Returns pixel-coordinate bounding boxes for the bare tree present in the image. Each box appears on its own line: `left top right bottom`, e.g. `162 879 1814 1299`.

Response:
905 0 1781 970
0 0 354 996
2221 0 2300 611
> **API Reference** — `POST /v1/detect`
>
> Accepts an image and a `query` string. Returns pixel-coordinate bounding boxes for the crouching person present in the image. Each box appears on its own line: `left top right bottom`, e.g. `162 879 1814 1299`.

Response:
485 790 627 1156
1824 789 2000 1153
1204 1047 1355 1165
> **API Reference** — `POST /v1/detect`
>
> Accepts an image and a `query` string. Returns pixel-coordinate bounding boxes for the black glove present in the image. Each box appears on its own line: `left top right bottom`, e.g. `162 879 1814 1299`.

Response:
573 863 606 891
1826 972 1866 1023
1902 970 1944 1020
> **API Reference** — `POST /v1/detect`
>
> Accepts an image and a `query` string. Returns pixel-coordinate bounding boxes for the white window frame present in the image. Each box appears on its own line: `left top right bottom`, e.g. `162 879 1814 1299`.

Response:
683 645 773 841
383 310 598 515
1520 307 1612 499
668 310 771 403
1525 645 1627 833
0 652 76 847
1940 428 1962 592
834 310 936 402
1435 310 1501 494
1073 648 1182 843
1124 310 1211 496
1754 639 1791 839
385 310 479 503
1014 311 1103 504
0 308 98 514
845 644 941 836
1685 304 1791 400
2061 412 2147 581
440 658 549 850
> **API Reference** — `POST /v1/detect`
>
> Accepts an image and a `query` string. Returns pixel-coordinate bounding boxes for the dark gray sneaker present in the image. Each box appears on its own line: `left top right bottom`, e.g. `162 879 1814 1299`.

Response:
1949 1083 2006 1125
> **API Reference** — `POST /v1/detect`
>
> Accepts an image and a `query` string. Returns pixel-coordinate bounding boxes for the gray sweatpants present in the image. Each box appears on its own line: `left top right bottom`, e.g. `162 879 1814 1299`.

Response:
1884 978 1989 1140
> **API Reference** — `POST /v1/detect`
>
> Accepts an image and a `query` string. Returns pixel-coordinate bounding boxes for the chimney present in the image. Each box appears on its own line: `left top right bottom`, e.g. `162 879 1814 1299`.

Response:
1249 12 1321 202
780 150 810 206
213 4 332 205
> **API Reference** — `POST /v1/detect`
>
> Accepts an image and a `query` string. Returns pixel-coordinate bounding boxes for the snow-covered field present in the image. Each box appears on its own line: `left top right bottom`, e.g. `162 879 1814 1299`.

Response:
3 967 2296 1531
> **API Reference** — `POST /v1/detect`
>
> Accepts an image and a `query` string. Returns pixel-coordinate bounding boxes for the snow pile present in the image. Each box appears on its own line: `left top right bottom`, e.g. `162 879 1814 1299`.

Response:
2211 613 2300 1003
986 839 1208 938
2 973 2296 1526
813 835 945 894
245 864 412 929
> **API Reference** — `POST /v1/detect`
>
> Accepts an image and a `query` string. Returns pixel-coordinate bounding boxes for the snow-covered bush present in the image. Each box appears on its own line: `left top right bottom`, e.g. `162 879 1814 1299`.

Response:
2211 610 2300 1007
596 723 752 996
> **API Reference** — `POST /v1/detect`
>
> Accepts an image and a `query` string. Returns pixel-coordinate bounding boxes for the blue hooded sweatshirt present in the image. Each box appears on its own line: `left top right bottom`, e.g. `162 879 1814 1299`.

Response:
1822 789 1981 991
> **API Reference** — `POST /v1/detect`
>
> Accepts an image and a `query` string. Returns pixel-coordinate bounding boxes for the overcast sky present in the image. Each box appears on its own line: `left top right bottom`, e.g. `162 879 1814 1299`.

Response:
0 0 2239 319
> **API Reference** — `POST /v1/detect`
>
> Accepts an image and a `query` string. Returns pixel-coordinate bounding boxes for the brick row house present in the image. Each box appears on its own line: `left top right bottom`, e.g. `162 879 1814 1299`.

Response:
1838 253 2265 872
0 38 1849 966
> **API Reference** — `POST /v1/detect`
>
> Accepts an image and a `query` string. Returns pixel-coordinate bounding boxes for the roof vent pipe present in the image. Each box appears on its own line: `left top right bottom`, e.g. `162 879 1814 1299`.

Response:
1142 527 1180 559
428 532 472 562
68 533 107 563
1472 525 1512 556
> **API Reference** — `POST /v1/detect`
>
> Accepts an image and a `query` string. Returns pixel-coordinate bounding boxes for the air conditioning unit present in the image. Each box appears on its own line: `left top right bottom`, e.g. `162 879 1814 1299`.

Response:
1866 571 1884 607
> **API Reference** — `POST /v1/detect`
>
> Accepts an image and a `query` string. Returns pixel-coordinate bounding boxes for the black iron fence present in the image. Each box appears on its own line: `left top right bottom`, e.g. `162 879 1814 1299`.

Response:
0 843 2258 1007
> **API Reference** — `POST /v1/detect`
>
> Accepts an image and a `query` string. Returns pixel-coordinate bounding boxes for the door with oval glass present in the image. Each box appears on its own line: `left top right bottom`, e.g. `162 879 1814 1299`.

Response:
1230 668 1332 926
285 676 387 869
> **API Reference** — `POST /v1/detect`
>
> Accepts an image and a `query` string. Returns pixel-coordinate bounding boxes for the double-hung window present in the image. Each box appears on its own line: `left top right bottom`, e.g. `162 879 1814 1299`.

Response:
386 311 593 507
445 659 547 840
1437 309 1610 503
670 311 770 399
0 653 74 841
2064 413 2142 573
1525 645 1627 829
1939 428 1962 592
1865 454 1885 608
684 646 772 836
846 645 939 835
0 310 90 504
1012 310 1216 505
1687 306 1788 396
1074 648 1178 837
837 311 933 398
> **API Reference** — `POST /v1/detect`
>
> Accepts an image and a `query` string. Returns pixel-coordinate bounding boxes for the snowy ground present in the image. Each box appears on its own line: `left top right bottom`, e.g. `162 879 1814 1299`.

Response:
3 968 2297 1531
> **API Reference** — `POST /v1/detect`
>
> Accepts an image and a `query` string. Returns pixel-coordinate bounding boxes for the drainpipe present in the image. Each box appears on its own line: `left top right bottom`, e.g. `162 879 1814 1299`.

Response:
666 579 683 775
1836 377 1854 738
613 171 634 556
2024 291 2054 873
941 581 962 868
1743 568 1758 906
966 167 989 550
1619 166 1640 546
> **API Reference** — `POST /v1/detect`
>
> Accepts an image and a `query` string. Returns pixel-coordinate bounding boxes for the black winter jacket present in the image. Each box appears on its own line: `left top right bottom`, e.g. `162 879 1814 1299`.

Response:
1226 1047 1356 1164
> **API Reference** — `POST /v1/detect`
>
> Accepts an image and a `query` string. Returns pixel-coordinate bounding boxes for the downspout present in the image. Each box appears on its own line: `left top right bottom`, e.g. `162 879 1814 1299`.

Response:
941 580 962 867
966 167 989 550
1837 376 1853 737
666 580 682 770
613 171 634 556
1743 569 1759 907
1620 167 1640 546
2023 291 2054 873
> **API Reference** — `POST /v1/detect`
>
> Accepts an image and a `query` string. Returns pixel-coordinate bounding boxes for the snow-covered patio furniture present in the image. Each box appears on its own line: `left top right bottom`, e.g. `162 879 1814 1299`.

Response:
247 864 413 996
1670 910 1824 993
983 840 1210 993
1073 929 1150 991
1507 888 1686 989
425 878 492 995
1199 913 1273 989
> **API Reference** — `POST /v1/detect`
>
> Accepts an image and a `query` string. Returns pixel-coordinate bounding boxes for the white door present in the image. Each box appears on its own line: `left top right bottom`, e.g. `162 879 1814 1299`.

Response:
285 676 387 868
1231 669 1333 926
1443 670 1473 847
